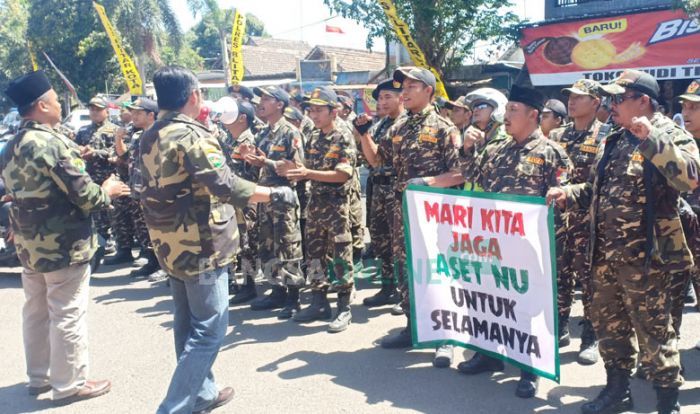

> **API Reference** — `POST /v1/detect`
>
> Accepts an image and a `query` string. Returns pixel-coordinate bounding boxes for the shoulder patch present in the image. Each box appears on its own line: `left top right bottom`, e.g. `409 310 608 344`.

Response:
205 148 225 168
71 158 86 173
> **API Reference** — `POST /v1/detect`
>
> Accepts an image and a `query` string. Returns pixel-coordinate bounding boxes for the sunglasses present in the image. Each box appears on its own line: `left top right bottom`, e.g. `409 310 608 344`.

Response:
612 94 641 105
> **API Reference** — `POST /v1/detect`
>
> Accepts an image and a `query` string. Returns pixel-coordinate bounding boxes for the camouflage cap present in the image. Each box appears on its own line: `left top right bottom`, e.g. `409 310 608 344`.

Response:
393 66 436 92
679 79 700 103
228 84 254 100
444 96 472 111
126 97 158 113
306 87 338 107
600 69 660 101
371 78 402 100
337 94 354 109
543 99 567 118
562 79 601 97
253 85 290 106
284 106 304 122
88 96 108 109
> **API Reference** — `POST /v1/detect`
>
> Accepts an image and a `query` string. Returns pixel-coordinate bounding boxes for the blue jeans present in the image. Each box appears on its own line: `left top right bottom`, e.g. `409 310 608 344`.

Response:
157 267 229 414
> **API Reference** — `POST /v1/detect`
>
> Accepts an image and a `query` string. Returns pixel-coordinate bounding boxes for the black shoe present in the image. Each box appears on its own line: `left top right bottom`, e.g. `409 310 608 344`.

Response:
129 250 159 278
250 286 287 311
278 287 301 320
230 275 257 305
515 370 539 398
380 328 412 349
457 353 504 375
363 284 400 307
577 320 599 365
293 290 332 322
581 368 633 414
328 291 352 332
103 247 134 266
655 387 680 414
559 318 571 347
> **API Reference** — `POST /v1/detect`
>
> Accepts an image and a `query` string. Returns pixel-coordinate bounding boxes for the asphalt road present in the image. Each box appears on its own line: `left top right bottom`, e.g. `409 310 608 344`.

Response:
1 262 700 414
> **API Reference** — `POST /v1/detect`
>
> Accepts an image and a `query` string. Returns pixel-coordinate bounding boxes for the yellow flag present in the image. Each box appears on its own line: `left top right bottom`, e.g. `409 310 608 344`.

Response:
230 10 246 85
28 42 38 71
93 2 143 95
377 0 449 99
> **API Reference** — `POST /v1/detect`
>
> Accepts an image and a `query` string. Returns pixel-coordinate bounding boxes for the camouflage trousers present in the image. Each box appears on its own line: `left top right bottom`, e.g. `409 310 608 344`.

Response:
669 225 700 338
368 179 395 285
305 192 353 293
349 172 364 252
236 204 259 277
257 199 304 288
590 254 682 388
392 191 410 315
110 196 152 250
93 209 112 242
557 210 593 321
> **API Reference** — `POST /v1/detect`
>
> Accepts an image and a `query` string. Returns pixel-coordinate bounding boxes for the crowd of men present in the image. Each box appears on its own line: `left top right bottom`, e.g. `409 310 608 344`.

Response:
2 63 700 414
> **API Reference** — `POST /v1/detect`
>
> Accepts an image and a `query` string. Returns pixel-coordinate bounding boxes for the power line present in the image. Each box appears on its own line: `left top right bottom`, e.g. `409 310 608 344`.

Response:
271 15 339 37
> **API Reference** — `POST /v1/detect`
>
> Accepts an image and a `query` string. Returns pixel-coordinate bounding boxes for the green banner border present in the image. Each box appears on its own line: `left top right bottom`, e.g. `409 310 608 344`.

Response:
402 184 560 382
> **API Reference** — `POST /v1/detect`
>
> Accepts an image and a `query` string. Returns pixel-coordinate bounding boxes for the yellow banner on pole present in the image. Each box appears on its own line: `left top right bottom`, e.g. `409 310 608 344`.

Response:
230 10 246 85
28 42 38 71
377 0 449 99
93 2 143 95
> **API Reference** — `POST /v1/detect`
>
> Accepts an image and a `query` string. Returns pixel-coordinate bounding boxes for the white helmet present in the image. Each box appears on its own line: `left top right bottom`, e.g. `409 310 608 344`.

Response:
465 88 507 124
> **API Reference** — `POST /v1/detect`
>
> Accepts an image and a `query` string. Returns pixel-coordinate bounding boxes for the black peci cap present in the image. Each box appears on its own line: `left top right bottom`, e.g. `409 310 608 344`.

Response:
4 70 52 108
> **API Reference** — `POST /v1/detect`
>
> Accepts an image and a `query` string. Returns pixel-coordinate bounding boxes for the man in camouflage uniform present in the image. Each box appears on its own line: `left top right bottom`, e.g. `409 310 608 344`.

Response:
76 96 118 257
243 86 305 319
110 98 163 279
354 79 404 307
459 85 572 399
548 79 608 366
445 95 472 140
675 80 700 351
377 68 462 372
140 66 296 414
219 98 262 305
540 99 567 138
548 70 700 414
279 86 356 333
460 88 509 175
1 70 129 404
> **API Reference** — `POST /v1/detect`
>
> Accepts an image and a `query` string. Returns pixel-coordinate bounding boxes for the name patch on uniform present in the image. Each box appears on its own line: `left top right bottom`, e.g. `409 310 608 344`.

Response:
631 152 644 162
330 145 341 151
419 134 438 144
271 145 286 152
309 149 320 154
526 156 544 166
580 144 598 154
325 152 340 159
392 135 403 143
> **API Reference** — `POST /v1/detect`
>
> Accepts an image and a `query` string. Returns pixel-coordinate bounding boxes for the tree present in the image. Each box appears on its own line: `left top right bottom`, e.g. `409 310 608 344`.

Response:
188 1 268 73
323 0 521 76
0 0 33 109
674 0 700 21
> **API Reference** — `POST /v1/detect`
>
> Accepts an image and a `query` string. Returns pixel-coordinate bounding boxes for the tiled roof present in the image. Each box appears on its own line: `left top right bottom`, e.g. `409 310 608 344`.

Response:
305 45 386 72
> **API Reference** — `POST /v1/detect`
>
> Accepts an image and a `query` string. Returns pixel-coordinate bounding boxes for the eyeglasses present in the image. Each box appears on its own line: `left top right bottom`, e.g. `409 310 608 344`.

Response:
612 94 641 105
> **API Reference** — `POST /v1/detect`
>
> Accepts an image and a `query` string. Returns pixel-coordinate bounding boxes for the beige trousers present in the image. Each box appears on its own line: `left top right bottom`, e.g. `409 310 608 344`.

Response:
21 262 90 399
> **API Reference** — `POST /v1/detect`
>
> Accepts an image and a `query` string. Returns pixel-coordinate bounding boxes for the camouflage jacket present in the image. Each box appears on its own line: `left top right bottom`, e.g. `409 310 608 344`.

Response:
0 120 111 272
77 120 118 184
255 117 303 187
388 106 461 192
564 112 700 270
549 119 610 186
304 124 356 197
461 122 508 179
467 128 572 197
369 114 402 177
222 128 260 183
301 115 315 139
139 111 257 279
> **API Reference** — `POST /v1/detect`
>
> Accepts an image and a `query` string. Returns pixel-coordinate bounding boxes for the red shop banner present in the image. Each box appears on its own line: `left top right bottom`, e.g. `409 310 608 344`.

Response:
521 9 700 86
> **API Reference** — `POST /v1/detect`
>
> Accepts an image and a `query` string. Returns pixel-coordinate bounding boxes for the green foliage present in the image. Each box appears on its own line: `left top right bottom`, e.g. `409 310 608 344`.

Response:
674 0 700 19
323 0 521 74
0 0 32 108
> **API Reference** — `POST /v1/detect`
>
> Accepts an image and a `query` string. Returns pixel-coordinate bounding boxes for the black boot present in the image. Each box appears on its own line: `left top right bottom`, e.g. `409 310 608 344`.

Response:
328 291 352 333
515 370 539 398
130 250 159 278
250 285 287 311
293 289 332 322
230 275 258 305
581 368 633 414
577 320 599 365
559 316 571 347
363 282 400 307
278 286 300 320
103 247 134 266
380 317 413 349
457 353 504 375
655 387 680 414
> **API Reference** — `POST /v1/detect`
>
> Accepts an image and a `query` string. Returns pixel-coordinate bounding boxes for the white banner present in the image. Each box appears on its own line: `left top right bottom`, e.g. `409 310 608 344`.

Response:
404 186 559 381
